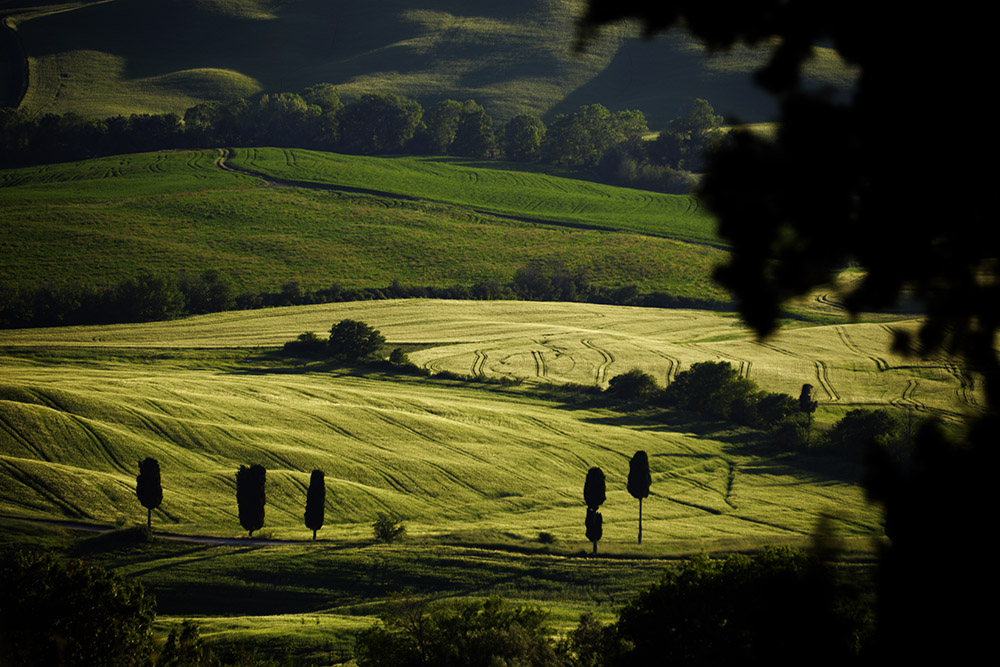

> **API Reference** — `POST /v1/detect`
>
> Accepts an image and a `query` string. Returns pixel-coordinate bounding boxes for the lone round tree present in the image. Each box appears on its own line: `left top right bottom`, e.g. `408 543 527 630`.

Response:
236 464 266 538
583 466 606 554
304 469 325 540
135 457 162 531
329 319 386 361
627 450 651 545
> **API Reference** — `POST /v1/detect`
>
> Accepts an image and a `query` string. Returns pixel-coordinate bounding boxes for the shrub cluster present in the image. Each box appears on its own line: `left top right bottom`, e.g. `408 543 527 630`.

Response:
283 319 386 362
609 362 810 431
607 363 913 457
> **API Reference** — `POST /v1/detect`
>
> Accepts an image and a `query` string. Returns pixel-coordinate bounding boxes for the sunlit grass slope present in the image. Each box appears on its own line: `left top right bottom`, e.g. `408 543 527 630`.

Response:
0 149 727 297
0 300 981 423
1 299 982 556
230 147 719 243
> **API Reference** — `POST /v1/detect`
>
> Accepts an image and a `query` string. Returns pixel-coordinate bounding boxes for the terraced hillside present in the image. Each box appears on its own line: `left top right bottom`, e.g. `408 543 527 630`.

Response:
0 148 727 297
1 0 855 124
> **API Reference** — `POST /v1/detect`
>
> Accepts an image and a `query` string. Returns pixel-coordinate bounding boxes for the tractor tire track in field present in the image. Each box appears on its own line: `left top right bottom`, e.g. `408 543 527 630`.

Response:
944 362 980 409
530 350 547 378
581 339 613 385
815 293 847 311
471 350 488 378
835 326 889 371
705 349 753 378
813 360 840 401
649 350 680 386
890 380 925 412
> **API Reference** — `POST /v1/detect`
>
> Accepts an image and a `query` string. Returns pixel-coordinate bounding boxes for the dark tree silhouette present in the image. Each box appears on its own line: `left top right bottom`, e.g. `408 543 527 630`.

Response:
585 508 603 556
236 464 266 538
329 319 386 361
135 457 162 531
578 3 998 662
304 469 325 540
627 451 651 544
583 466 606 554
798 383 818 415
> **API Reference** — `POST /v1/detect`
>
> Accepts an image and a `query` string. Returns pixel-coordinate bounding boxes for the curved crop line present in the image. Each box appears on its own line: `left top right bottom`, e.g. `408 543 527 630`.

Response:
581 339 613 385
531 350 547 378
944 362 979 409
890 380 926 413
813 360 840 401
0 409 52 462
815 293 847 311
471 350 487 377
668 497 724 516
0 460 91 518
71 415 129 474
755 341 800 360
835 326 889 371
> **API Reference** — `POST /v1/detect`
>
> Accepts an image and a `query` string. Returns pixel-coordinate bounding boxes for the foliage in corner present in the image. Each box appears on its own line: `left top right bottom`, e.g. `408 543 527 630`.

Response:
0 551 157 667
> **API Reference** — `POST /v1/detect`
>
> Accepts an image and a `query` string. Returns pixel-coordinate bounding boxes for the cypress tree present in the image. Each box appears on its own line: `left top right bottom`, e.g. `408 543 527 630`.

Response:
236 464 266 537
585 508 603 555
304 469 325 540
583 466 606 554
136 457 162 531
627 450 651 545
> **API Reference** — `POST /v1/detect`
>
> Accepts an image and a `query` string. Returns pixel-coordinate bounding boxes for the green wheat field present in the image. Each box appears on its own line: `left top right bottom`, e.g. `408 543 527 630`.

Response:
1 298 982 660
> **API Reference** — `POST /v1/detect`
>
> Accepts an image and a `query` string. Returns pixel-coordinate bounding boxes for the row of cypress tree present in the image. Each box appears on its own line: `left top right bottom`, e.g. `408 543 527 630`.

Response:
583 450 651 554
138 453 657 549
136 458 327 539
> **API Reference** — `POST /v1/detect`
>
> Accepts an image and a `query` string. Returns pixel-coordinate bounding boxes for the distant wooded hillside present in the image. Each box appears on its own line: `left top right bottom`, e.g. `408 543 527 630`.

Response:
0 0 855 125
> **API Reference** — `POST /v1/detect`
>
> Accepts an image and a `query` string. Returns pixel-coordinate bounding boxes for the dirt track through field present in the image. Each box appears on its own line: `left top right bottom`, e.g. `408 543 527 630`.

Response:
1 514 298 546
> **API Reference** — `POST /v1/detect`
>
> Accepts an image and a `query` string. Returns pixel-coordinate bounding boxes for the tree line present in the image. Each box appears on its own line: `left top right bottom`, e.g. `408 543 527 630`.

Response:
1 261 731 330
1 87 725 194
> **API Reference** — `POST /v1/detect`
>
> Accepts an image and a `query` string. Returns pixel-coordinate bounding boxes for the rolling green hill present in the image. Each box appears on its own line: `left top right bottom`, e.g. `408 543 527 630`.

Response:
0 0 855 124
2 299 926 544
0 148 728 298
0 299 978 661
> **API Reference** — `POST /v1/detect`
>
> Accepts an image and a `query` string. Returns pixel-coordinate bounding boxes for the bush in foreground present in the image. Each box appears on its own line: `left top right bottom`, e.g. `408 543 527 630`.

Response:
0 551 156 667
372 513 407 544
610 546 868 665
355 596 560 667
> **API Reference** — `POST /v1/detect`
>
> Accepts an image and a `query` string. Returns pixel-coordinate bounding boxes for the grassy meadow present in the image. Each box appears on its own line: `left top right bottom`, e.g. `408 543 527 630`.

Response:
1 298 983 661
229 148 720 243
0 148 728 297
